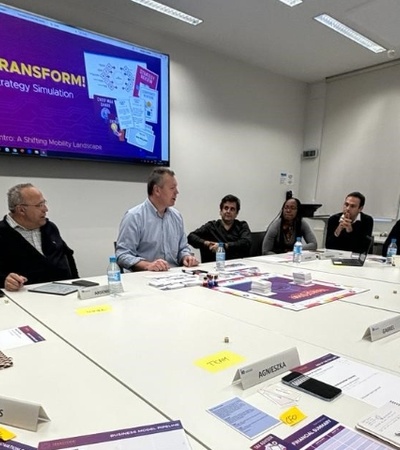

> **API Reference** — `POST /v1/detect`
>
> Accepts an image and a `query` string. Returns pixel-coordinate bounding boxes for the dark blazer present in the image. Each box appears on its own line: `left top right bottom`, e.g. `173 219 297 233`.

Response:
0 217 78 288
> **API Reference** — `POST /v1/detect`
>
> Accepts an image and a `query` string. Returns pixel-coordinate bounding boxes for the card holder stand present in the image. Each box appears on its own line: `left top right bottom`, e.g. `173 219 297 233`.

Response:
0 395 50 431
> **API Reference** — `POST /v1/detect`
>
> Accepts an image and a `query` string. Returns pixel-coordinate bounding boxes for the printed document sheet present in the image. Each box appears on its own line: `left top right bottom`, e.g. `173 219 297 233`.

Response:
38 420 192 450
294 353 400 407
252 415 392 450
0 325 45 350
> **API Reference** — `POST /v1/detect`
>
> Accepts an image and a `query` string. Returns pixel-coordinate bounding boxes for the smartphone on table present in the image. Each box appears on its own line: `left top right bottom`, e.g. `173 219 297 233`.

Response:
281 371 342 401
71 280 99 287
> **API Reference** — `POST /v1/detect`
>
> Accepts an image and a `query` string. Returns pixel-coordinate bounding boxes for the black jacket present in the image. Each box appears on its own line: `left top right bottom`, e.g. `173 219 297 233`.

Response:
325 212 373 253
188 219 251 263
0 216 78 288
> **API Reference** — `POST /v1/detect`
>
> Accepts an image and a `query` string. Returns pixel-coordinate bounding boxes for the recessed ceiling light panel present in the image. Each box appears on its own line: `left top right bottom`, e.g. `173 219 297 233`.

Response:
314 14 387 53
130 0 203 25
277 0 303 6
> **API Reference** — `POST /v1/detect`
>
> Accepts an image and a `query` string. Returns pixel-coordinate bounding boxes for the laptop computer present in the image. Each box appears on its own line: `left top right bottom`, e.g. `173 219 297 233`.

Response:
331 236 373 266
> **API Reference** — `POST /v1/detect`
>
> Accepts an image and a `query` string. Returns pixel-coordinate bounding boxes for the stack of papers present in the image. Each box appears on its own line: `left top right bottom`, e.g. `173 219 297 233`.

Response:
292 270 312 285
250 279 272 295
148 273 201 290
357 400 400 448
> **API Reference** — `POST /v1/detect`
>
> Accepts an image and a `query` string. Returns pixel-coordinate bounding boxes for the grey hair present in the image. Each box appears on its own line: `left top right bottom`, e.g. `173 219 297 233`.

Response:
147 168 175 196
7 183 34 212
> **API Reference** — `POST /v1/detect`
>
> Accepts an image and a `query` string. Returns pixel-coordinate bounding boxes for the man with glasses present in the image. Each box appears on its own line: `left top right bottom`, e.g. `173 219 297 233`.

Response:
325 191 373 253
188 194 252 263
0 183 78 291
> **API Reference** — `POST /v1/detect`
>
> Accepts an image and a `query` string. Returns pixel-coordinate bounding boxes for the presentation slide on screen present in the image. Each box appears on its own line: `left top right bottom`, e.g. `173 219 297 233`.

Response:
0 5 169 163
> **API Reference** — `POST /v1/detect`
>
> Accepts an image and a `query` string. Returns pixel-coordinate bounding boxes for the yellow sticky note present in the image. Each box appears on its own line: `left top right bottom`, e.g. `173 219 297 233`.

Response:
195 350 245 373
280 406 307 426
76 304 112 315
0 427 16 441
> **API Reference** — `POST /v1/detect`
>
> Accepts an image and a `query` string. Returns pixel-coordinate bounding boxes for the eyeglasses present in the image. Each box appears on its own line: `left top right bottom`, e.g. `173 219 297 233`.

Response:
20 200 47 209
284 206 297 211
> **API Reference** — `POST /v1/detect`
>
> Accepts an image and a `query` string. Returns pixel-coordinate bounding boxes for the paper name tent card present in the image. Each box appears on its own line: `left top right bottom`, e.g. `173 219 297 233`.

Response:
232 347 300 390
363 316 400 342
38 420 192 450
0 395 50 431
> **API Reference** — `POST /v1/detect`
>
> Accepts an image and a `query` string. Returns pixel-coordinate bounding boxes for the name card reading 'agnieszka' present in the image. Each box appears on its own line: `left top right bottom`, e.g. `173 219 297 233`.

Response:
232 347 300 390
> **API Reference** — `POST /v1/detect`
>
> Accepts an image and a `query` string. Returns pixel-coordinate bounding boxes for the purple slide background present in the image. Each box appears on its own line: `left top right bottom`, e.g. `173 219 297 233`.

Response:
0 8 168 162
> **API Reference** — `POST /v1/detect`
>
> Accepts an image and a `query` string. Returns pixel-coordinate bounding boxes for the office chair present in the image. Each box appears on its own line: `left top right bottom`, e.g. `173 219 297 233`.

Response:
113 241 124 273
249 231 266 257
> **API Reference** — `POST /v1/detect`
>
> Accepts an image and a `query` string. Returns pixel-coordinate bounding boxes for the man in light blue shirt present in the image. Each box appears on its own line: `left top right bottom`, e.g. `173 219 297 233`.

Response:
116 168 198 271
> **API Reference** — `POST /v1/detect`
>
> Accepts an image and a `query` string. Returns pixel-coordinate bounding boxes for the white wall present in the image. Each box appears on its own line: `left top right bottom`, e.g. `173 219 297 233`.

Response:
299 82 326 205
0 2 307 276
300 64 400 245
317 63 400 221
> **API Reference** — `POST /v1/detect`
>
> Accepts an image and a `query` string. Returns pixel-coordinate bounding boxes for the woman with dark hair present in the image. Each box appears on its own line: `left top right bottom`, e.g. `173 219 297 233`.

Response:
261 198 317 254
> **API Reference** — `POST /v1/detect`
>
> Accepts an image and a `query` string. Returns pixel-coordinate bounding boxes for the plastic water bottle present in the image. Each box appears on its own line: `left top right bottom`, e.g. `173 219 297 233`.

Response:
386 238 397 265
216 242 226 271
293 237 303 263
107 256 124 296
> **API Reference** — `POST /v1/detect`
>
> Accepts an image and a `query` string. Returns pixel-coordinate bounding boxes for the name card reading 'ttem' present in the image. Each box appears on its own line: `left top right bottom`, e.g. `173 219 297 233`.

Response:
363 315 400 342
232 347 300 390
0 395 50 431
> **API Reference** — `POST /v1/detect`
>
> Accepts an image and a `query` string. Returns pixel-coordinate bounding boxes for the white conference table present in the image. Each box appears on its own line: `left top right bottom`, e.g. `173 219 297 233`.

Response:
5 281 381 450
0 297 207 449
137 269 400 376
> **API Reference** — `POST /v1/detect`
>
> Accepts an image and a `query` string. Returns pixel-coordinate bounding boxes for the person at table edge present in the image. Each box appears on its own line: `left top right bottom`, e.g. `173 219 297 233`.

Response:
0 183 78 291
116 168 198 272
187 194 252 263
262 197 317 254
325 191 373 253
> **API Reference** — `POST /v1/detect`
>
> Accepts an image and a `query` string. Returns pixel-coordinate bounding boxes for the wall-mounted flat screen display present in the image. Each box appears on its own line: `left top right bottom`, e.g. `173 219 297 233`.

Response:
0 3 170 165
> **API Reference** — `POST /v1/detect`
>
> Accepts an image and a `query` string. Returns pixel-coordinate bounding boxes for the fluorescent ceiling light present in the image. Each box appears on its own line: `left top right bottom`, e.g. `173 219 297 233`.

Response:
277 0 303 6
314 14 387 53
130 0 202 25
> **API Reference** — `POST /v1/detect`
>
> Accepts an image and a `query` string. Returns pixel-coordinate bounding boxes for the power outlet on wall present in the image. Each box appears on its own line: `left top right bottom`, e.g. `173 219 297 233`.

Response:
302 149 319 159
